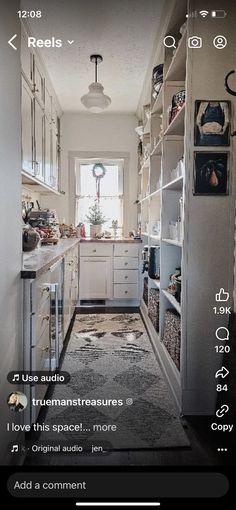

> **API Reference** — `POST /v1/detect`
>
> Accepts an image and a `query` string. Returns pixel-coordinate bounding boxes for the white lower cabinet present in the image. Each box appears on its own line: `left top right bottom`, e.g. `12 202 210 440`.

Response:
80 257 112 299
79 242 141 301
113 284 139 299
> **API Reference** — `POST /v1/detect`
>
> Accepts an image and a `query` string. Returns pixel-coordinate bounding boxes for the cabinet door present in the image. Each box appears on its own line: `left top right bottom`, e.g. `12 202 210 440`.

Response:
51 100 58 134
44 117 51 186
63 254 73 335
51 130 58 189
33 56 45 105
45 86 52 121
80 257 112 299
21 34 33 86
34 99 44 181
22 78 34 175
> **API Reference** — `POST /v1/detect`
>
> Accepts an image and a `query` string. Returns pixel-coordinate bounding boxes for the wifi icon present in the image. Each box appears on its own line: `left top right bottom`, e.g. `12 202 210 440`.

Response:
199 10 209 17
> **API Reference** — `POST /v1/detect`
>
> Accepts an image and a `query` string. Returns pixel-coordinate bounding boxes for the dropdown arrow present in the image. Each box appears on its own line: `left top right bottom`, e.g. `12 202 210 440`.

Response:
67 40 74 45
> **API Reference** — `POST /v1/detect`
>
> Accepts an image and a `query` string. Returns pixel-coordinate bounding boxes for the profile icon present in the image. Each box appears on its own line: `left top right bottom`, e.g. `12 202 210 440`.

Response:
7 392 27 413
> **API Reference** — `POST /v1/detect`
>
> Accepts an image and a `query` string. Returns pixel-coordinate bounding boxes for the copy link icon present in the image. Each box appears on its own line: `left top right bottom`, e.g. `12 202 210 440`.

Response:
216 404 229 418
215 288 229 302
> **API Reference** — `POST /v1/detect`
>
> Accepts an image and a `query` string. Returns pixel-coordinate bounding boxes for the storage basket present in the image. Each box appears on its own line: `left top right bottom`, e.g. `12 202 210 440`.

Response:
143 277 149 306
162 309 181 370
148 288 160 332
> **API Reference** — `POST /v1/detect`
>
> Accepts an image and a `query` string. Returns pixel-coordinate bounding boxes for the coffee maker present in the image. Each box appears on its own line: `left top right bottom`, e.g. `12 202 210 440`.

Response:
148 246 160 280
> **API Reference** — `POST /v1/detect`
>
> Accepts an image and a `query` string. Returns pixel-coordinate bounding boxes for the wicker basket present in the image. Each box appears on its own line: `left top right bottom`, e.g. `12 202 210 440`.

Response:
143 277 149 306
162 309 181 370
148 288 160 332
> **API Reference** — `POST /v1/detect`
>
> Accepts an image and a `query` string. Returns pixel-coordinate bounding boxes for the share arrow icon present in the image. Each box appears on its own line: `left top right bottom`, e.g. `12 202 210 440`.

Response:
215 366 229 379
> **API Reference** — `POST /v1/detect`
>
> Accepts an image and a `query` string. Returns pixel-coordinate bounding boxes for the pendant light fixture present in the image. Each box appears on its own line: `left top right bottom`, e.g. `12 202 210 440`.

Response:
81 55 111 113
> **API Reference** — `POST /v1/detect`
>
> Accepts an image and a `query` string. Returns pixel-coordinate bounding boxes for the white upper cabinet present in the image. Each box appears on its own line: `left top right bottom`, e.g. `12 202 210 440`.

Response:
44 116 51 186
51 130 58 190
45 86 52 121
21 22 61 193
21 77 34 175
32 56 45 106
51 99 59 134
34 99 44 181
21 33 33 86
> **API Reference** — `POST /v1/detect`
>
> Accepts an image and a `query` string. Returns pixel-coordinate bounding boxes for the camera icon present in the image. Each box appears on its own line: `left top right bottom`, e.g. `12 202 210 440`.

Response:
188 36 203 48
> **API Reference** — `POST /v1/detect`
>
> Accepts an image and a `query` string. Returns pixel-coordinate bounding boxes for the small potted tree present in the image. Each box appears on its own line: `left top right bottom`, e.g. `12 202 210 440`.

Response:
86 201 107 238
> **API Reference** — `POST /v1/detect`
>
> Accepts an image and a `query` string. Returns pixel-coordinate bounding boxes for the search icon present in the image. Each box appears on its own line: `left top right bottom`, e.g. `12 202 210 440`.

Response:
163 35 176 49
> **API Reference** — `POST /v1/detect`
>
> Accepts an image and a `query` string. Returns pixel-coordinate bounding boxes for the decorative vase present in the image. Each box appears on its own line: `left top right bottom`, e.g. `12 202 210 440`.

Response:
23 224 41 252
90 224 102 238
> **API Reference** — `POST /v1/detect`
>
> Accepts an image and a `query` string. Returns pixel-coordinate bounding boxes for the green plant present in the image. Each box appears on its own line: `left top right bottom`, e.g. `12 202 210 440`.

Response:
85 202 107 225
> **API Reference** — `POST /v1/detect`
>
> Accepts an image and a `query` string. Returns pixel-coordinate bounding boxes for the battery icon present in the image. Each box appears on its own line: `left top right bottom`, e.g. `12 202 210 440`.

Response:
211 10 227 18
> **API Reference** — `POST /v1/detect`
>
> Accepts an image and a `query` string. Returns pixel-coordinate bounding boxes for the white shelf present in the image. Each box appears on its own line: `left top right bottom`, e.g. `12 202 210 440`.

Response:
141 232 149 237
162 289 181 315
149 278 160 289
162 238 182 247
149 234 160 241
151 139 162 156
151 86 163 114
165 29 187 82
164 104 185 137
162 175 183 191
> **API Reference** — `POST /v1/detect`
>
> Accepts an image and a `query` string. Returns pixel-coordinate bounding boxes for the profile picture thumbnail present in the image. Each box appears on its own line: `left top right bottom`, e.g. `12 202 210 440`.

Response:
7 391 28 413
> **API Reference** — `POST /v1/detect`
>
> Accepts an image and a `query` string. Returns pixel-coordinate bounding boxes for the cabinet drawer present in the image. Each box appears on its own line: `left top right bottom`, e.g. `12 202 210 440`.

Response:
114 244 139 257
114 269 139 284
34 270 51 310
33 323 50 372
114 257 139 270
114 284 139 299
35 296 50 342
80 243 113 257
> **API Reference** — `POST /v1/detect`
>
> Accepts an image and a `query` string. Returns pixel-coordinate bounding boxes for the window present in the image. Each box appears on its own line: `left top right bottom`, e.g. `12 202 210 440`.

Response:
75 159 124 236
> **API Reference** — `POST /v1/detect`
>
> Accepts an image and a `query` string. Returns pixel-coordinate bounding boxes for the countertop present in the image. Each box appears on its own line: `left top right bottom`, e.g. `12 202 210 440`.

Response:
21 237 142 279
80 237 142 243
21 238 79 279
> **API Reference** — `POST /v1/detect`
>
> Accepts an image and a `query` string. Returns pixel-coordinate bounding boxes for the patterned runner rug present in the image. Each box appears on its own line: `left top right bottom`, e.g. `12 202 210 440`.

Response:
41 313 189 450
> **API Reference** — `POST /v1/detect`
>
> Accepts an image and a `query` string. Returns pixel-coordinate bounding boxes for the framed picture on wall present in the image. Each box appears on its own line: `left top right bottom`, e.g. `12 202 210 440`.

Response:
194 100 231 146
193 152 229 195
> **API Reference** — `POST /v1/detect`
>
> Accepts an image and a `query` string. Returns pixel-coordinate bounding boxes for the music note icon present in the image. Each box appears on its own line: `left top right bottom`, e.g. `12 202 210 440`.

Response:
11 444 19 453
12 374 20 383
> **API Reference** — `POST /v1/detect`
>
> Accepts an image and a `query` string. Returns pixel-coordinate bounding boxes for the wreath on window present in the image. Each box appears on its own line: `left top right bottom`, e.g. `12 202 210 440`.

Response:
92 163 106 201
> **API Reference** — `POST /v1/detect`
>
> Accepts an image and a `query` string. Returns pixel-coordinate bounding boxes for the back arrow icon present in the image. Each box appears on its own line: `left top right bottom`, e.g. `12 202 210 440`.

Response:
8 34 17 51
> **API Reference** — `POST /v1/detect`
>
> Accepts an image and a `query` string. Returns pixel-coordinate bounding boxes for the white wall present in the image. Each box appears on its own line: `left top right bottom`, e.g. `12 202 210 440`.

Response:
0 0 22 463
42 113 139 234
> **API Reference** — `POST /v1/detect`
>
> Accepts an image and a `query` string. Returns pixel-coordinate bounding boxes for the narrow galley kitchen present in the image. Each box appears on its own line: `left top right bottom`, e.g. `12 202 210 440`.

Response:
1 0 236 469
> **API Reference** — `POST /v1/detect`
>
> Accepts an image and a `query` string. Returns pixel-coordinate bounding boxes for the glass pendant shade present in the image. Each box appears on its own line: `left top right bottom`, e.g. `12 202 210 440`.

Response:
81 54 111 113
81 82 111 113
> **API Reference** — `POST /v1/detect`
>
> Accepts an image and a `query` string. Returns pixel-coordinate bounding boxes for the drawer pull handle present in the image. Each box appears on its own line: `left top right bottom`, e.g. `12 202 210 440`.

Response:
124 276 128 279
42 315 50 321
125 250 128 253
125 291 128 294
42 286 50 293
93 249 97 253
124 262 128 266
37 345 50 352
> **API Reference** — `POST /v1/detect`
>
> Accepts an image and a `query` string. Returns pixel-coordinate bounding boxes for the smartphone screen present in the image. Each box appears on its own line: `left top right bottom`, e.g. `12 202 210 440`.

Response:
0 0 235 507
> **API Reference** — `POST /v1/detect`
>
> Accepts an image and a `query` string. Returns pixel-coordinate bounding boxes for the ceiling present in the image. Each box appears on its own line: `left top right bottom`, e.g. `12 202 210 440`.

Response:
21 0 166 113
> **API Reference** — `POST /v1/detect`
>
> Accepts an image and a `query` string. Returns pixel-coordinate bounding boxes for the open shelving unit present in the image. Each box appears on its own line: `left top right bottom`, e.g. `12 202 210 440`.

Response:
136 0 236 416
